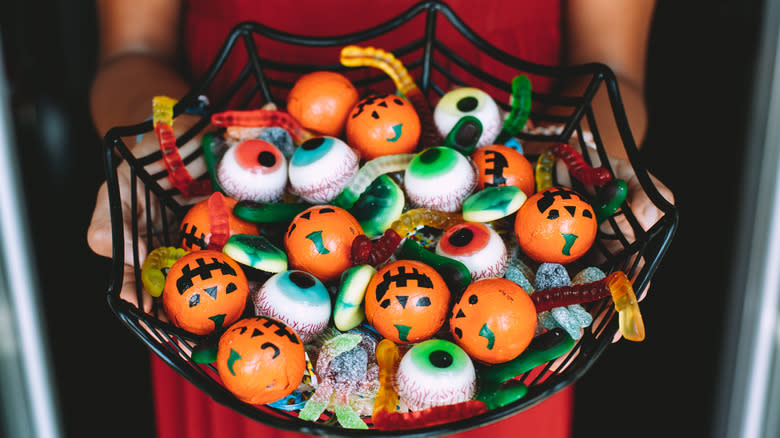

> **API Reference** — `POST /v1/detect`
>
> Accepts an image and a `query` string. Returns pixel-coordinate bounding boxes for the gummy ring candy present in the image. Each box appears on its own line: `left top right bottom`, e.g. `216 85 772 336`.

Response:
140 246 189 297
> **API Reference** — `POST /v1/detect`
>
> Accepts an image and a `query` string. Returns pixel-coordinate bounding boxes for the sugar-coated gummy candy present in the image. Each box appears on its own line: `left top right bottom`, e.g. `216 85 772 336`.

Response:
259 126 296 159
534 263 571 290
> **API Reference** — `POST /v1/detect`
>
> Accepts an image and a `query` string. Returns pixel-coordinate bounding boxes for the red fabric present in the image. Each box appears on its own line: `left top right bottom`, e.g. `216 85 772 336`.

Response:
153 2 571 437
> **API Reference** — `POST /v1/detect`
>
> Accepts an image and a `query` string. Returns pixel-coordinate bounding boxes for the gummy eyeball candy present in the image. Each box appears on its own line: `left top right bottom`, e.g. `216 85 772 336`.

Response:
449 278 537 364
285 205 363 283
252 270 331 343
395 339 476 411
434 87 501 148
288 136 359 203
403 146 476 212
179 196 258 251
216 316 306 405
470 144 534 197
286 71 359 137
345 93 421 160
364 260 450 344
217 139 288 202
163 250 249 335
514 186 597 264
436 222 508 281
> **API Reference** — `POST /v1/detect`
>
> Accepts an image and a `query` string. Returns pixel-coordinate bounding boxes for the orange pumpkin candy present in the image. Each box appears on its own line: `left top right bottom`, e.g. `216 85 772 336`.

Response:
163 250 249 335
471 144 535 197
284 205 363 283
217 316 306 405
365 260 450 344
179 195 258 251
514 186 597 264
345 93 421 160
286 71 359 137
449 278 536 364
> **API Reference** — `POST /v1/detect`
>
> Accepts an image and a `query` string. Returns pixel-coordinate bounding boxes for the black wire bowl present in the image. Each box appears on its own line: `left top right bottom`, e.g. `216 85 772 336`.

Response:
101 1 678 436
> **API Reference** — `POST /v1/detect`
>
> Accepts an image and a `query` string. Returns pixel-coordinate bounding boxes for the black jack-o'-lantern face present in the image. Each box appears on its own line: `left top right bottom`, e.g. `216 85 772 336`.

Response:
162 250 249 335
178 195 258 251
345 93 421 160
284 205 363 283
216 316 306 405
514 186 597 263
364 260 450 344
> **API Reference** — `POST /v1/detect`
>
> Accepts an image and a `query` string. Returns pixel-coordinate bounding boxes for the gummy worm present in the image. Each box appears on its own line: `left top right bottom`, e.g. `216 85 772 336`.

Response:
351 208 463 266
210 109 315 144
140 246 189 297
495 75 532 144
372 400 487 430
340 45 442 149
206 192 230 251
233 200 311 223
152 96 212 197
532 271 645 341
550 143 612 186
534 147 555 192
373 339 401 417
334 153 416 210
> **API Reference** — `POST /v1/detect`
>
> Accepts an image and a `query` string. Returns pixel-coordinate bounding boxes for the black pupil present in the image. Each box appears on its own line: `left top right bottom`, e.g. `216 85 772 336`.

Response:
419 148 440 164
449 228 474 247
289 271 315 289
456 96 478 112
301 137 325 150
257 151 276 167
429 350 453 368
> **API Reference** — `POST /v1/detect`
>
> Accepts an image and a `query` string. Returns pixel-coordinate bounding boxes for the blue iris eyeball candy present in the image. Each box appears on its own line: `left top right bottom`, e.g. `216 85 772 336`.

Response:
288 136 359 204
217 139 287 202
395 339 477 411
251 270 331 343
434 87 502 148
403 146 477 212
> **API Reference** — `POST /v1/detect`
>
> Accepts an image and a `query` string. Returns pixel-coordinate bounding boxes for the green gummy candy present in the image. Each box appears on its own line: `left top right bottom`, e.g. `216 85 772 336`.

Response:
222 234 287 273
298 399 328 422
462 186 527 223
397 239 471 295
191 335 219 364
443 115 482 156
323 333 362 357
349 174 404 238
233 200 311 223
475 381 528 410
334 404 368 429
334 265 376 331
594 179 628 223
478 328 575 384
201 132 224 195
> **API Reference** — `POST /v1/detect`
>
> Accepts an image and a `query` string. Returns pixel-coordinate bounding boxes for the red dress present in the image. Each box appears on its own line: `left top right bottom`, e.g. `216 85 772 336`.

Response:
152 1 572 437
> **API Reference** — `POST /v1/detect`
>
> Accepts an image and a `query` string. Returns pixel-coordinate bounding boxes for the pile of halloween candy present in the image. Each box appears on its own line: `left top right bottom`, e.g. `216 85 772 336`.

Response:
140 45 643 430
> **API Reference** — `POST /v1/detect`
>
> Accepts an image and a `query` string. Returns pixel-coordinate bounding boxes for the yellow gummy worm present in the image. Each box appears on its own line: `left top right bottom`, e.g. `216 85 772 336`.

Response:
606 271 646 342
152 96 177 127
373 339 401 417
535 147 555 192
141 246 189 297
340 45 418 96
390 208 463 238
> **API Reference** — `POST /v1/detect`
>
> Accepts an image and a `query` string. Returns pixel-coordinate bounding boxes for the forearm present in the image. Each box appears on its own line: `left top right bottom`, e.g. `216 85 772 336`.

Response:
89 53 191 139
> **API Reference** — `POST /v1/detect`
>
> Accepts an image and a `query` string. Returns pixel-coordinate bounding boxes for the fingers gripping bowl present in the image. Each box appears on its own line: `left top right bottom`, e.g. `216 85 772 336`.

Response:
100 1 677 435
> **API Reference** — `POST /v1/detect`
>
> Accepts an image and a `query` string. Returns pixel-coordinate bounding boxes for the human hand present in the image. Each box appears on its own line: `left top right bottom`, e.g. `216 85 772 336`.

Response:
87 114 209 314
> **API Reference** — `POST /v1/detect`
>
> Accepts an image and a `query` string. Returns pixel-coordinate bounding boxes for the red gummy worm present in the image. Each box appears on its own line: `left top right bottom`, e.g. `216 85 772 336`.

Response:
154 123 211 197
551 143 612 186
350 229 403 267
406 91 442 149
210 109 311 144
372 400 487 430
206 192 230 251
531 277 610 313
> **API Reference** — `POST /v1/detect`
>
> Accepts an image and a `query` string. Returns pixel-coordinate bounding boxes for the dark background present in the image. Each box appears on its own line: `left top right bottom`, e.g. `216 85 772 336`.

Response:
0 0 761 437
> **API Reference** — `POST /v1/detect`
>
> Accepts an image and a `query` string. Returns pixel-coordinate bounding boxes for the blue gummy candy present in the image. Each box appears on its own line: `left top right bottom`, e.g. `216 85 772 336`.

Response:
534 263 571 290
